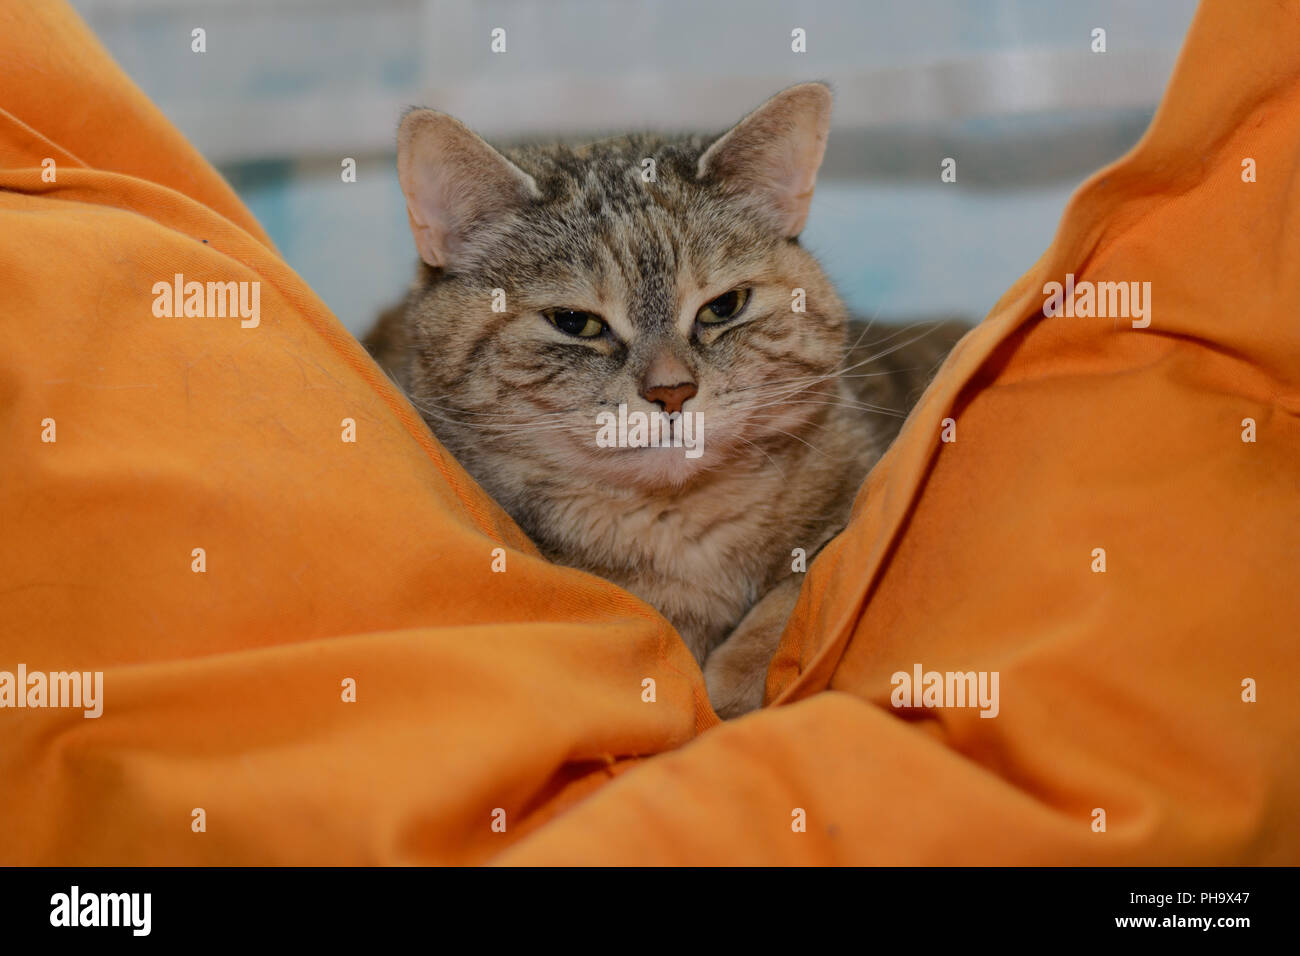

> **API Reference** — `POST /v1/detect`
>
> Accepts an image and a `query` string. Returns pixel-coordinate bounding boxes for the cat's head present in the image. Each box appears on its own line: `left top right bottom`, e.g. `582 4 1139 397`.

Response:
395 83 847 493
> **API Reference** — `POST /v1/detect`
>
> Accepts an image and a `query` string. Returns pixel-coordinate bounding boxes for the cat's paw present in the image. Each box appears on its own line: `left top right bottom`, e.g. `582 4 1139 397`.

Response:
704 647 768 720
703 574 802 719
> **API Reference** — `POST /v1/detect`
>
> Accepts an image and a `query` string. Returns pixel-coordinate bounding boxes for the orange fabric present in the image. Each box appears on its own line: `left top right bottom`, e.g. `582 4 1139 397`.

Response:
2 0 1296 865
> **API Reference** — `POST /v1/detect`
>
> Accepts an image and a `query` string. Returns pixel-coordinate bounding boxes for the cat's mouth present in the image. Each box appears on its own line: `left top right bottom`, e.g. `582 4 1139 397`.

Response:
589 402 708 461
588 447 714 491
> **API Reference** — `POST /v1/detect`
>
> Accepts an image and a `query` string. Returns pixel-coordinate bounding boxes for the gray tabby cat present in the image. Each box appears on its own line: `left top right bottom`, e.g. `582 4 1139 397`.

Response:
365 83 966 718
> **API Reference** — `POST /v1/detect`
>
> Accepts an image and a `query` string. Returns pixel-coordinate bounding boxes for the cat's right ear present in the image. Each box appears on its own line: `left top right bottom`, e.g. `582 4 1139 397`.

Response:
697 82 832 238
397 109 540 270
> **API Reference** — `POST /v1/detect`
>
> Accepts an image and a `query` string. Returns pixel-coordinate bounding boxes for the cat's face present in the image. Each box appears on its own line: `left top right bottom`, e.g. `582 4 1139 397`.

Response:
397 84 846 492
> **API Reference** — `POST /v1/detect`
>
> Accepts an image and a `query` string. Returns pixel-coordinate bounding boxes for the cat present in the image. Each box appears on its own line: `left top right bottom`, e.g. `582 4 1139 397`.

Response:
364 82 967 718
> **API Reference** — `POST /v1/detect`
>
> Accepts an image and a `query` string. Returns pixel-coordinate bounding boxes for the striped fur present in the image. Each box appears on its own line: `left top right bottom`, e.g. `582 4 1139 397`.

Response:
366 85 967 716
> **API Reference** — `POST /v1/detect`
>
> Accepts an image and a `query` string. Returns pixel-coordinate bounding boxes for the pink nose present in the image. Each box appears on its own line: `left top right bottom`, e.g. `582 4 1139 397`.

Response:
641 381 698 416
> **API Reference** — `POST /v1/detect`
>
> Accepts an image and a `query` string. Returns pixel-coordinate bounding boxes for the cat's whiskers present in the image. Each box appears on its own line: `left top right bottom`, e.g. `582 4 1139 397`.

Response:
406 395 585 434
415 414 585 437
405 398 574 424
738 397 905 418
732 368 907 402
729 320 953 400
729 434 786 477
741 417 838 461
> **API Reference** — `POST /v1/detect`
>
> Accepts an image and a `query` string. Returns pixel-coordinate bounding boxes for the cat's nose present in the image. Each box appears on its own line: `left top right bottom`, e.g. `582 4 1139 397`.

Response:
640 354 698 415
642 381 697 416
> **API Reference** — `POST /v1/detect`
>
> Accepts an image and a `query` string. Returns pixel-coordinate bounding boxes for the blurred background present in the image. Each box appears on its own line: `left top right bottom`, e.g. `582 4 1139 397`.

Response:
68 0 1201 336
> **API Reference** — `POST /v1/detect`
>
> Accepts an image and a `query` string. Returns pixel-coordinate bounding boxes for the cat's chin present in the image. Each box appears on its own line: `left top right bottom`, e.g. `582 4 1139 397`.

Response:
583 445 719 492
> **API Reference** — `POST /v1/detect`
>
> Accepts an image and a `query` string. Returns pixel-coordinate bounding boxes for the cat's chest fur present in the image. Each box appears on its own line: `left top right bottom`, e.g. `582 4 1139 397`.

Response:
490 408 878 662
542 476 780 659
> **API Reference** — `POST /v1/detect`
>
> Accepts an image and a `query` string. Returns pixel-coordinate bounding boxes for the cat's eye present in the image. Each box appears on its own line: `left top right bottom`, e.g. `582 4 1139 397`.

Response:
544 308 606 339
696 288 750 325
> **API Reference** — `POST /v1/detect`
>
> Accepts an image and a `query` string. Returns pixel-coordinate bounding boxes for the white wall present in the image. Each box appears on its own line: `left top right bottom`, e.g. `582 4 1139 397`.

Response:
67 0 1201 333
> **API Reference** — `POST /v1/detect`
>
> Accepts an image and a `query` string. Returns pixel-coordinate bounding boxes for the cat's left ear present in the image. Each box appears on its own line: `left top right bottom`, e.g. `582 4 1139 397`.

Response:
697 82 832 238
